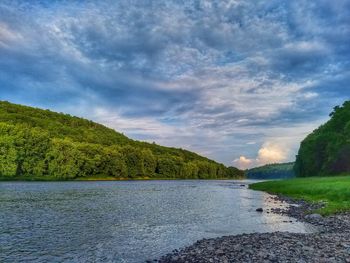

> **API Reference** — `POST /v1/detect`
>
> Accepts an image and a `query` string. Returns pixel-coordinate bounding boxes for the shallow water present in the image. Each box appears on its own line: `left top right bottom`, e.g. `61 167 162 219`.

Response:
0 180 315 262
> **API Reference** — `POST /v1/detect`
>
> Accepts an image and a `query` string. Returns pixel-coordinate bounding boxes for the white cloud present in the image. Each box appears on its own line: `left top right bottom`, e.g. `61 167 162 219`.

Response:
233 156 254 170
232 119 327 169
233 142 287 169
0 23 23 48
257 142 287 164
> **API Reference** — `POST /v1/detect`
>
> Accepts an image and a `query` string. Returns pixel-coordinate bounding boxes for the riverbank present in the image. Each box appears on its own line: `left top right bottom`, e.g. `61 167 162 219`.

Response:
250 175 350 215
0 176 245 182
157 187 350 262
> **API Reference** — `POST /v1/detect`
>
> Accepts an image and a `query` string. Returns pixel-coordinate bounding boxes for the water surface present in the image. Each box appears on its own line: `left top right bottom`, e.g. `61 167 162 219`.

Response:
0 180 315 262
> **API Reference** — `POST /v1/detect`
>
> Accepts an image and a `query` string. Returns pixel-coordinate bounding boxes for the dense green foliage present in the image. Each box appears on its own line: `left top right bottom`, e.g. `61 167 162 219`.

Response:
294 101 350 177
0 101 244 180
246 162 295 179
250 176 350 215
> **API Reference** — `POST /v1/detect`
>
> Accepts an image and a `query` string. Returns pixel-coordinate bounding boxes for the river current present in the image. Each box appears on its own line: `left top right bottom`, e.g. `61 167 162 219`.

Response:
0 180 315 262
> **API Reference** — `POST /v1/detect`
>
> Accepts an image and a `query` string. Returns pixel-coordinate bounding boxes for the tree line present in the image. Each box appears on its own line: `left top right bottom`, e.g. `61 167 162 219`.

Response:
0 101 244 180
294 101 350 177
246 162 295 179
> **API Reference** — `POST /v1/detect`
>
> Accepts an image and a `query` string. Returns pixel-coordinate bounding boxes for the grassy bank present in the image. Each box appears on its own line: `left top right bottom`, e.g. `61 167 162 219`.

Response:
250 175 350 215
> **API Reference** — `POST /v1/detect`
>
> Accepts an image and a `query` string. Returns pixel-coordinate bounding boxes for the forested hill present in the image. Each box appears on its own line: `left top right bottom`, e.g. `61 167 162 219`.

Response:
246 162 295 179
294 101 350 177
0 101 244 180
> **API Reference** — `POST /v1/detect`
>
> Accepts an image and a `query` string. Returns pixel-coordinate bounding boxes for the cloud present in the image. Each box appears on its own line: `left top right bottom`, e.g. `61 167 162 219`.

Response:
233 156 254 170
257 142 288 164
0 0 349 166
232 118 327 169
233 142 288 169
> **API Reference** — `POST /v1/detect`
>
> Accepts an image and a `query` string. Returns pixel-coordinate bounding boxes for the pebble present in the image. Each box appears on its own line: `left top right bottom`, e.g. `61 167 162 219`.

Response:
305 213 323 220
156 195 350 263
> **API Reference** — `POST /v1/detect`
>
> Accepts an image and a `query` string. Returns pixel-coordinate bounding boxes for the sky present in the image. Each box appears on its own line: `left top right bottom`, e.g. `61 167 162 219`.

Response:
0 0 349 169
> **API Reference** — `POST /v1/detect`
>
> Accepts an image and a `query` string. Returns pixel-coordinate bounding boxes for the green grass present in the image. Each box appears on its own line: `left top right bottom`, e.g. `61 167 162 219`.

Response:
250 175 350 215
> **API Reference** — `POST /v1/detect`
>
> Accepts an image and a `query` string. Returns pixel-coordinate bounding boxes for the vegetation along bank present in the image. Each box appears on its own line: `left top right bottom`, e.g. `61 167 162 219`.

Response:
0 101 243 180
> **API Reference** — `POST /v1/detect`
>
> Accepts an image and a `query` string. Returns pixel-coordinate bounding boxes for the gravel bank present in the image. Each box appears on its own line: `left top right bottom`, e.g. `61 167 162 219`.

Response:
156 195 350 263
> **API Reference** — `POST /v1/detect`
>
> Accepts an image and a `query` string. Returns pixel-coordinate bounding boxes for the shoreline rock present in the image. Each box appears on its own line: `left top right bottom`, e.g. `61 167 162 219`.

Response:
156 195 350 262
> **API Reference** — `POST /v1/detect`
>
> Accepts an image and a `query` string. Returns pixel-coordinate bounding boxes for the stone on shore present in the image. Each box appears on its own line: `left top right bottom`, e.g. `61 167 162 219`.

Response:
157 196 350 263
305 213 323 220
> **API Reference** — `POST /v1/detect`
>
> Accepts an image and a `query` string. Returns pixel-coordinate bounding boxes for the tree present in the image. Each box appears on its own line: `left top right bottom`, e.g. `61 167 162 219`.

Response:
227 166 245 178
46 139 82 179
77 143 104 177
121 146 144 178
156 156 184 178
196 161 217 179
142 149 156 177
294 101 350 176
16 128 51 177
101 147 128 178
181 162 199 179
0 135 17 176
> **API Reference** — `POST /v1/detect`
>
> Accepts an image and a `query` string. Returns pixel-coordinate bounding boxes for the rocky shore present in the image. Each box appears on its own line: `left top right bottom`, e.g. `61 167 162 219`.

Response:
156 195 350 263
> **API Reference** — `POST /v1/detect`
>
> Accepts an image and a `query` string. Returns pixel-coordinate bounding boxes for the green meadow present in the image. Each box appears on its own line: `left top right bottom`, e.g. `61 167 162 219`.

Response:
250 175 350 215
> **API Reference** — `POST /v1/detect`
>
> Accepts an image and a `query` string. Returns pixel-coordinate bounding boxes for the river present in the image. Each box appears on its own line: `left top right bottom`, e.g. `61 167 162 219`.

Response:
0 180 315 262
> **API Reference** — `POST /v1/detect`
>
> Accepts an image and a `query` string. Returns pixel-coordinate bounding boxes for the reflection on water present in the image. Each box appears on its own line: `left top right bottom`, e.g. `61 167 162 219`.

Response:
0 180 315 263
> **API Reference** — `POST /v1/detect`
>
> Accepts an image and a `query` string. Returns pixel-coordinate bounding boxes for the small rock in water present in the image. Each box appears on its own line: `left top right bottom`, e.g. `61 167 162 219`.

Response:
256 208 263 212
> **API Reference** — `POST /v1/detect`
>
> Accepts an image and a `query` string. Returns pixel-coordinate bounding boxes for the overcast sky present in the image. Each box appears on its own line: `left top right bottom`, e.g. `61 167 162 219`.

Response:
0 0 349 168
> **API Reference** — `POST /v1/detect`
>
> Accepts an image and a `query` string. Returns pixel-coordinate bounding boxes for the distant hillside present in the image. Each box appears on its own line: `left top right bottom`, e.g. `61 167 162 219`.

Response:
0 101 244 180
294 101 350 177
246 162 295 179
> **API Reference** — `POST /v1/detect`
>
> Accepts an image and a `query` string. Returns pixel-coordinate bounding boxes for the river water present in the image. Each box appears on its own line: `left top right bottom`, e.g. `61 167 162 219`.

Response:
0 180 315 262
